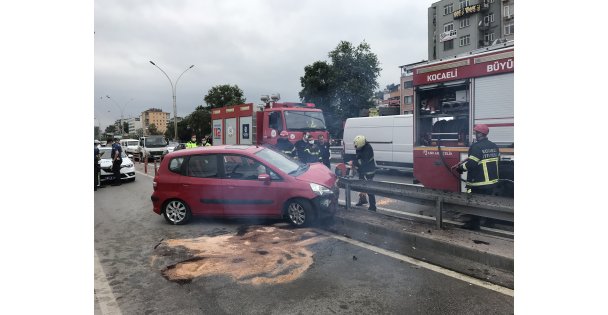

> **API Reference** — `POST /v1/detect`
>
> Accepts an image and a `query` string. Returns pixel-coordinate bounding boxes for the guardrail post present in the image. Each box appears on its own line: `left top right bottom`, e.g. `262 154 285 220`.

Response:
435 197 443 229
345 180 351 210
144 157 148 174
154 158 158 175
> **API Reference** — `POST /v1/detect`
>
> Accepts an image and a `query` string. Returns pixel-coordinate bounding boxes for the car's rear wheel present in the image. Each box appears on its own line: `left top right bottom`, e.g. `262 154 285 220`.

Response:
163 200 191 225
285 199 314 227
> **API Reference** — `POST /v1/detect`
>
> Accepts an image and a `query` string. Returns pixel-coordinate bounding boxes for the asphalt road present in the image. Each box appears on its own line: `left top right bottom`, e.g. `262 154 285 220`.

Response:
93 162 513 314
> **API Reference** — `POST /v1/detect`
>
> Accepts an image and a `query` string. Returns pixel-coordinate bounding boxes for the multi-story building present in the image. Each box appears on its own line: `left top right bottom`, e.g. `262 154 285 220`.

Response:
399 61 427 115
428 0 513 60
141 108 170 135
126 117 142 136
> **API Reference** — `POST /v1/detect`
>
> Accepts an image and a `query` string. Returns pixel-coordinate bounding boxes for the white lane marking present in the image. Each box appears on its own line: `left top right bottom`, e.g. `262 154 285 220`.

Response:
318 230 514 297
94 251 123 315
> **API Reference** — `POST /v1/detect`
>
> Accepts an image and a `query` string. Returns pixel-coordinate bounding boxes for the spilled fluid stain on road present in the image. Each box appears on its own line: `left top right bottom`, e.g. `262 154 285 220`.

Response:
152 225 325 285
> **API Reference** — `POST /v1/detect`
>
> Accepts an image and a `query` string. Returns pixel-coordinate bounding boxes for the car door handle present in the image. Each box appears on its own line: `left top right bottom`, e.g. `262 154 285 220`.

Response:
182 184 190 187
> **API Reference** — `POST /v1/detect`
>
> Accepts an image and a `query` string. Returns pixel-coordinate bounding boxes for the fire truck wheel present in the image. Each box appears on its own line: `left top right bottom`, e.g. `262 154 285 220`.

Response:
163 199 192 225
285 198 314 227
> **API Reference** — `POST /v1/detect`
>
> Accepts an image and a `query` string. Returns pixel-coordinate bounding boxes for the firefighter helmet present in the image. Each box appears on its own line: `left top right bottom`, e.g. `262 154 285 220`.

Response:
473 124 489 135
279 131 289 138
353 135 366 149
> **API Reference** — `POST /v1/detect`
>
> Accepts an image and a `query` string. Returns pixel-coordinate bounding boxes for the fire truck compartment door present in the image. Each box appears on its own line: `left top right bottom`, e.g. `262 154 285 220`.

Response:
225 118 237 145
239 116 253 145
474 73 514 146
213 119 223 146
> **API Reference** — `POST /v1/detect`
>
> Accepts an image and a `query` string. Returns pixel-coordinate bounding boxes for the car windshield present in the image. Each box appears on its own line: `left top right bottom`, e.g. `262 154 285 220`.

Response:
145 137 168 147
255 147 308 176
99 148 127 159
284 110 327 131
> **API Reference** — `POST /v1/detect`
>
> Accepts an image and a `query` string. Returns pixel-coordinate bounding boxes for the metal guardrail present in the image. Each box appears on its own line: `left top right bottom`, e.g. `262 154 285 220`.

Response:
338 177 514 229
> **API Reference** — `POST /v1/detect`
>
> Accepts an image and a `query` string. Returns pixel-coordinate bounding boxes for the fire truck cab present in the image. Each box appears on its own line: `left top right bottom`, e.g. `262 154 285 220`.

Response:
211 95 329 148
410 41 514 196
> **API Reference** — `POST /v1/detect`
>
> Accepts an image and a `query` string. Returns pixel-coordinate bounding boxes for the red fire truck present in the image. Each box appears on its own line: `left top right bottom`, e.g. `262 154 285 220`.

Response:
409 41 514 196
211 96 329 147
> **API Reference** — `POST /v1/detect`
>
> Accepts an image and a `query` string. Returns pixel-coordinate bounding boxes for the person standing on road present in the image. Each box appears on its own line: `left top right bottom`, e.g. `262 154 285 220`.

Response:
295 132 310 161
317 134 331 168
352 135 377 211
453 124 500 230
201 136 212 147
94 140 101 191
111 138 123 186
303 134 322 164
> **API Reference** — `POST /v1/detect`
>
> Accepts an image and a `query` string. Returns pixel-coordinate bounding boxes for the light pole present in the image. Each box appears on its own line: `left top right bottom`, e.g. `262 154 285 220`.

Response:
105 95 134 136
149 61 195 141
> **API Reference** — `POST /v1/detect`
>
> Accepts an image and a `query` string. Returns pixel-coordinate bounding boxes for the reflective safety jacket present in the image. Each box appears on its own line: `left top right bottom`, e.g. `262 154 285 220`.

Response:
460 138 500 188
304 143 322 163
186 141 197 148
353 142 376 176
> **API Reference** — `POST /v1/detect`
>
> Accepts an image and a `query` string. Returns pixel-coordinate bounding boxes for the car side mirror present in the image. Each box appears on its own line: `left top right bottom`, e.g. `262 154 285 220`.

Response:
257 174 271 184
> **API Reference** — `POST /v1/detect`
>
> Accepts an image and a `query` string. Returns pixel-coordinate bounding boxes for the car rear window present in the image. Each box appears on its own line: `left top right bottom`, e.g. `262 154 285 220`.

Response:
187 155 218 178
168 157 184 174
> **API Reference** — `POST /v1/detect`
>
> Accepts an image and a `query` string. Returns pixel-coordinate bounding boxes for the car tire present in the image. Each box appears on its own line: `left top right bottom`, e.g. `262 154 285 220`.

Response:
163 199 192 225
285 198 314 227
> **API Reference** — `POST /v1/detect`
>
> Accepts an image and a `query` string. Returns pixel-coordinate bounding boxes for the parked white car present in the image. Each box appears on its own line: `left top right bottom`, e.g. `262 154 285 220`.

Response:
98 147 136 183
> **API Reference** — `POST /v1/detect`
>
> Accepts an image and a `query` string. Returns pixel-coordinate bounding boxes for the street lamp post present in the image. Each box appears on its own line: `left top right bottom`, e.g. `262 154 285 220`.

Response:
149 61 195 141
105 96 133 136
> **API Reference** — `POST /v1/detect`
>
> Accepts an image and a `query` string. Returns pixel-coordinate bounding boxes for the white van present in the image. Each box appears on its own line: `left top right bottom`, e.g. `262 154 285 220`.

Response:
342 114 413 172
120 139 140 155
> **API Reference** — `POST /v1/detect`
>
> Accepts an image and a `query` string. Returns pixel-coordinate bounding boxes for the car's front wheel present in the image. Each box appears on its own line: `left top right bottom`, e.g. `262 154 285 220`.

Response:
163 199 192 225
285 198 314 227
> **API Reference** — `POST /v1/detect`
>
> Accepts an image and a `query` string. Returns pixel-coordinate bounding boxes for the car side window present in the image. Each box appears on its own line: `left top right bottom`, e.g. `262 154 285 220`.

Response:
222 155 280 180
187 154 218 178
168 157 185 174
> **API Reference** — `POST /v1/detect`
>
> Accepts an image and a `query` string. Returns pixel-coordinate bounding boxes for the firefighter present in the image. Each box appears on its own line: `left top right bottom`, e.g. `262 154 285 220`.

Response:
352 135 376 211
317 134 331 168
275 131 296 157
302 134 321 163
295 132 310 161
110 138 123 186
453 124 500 230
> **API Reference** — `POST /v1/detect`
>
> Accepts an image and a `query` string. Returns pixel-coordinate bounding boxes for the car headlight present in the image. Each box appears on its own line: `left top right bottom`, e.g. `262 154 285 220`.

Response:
123 163 133 168
310 183 333 196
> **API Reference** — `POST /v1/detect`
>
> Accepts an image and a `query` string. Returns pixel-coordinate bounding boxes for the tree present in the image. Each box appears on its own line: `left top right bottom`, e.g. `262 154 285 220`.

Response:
123 121 129 134
186 105 212 142
94 126 101 139
203 84 246 109
148 124 161 135
105 125 117 134
299 40 381 138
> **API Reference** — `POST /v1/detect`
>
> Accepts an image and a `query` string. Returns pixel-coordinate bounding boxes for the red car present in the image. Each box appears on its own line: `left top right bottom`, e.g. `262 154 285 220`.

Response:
151 145 338 227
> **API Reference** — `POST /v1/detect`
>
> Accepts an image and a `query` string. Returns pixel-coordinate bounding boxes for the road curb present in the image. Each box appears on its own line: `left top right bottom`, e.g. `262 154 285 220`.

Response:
325 207 514 288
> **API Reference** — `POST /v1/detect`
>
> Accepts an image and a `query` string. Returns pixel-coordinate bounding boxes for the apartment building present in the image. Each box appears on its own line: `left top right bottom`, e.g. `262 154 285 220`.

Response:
127 117 142 134
141 108 170 134
428 0 513 60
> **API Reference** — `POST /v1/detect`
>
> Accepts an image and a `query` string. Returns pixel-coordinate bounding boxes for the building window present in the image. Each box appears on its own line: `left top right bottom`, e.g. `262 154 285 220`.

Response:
444 23 454 32
459 35 470 47
483 14 495 24
504 23 514 35
459 18 470 28
403 81 413 89
444 3 453 15
404 96 412 104
483 32 495 42
444 39 454 50
459 0 470 9
503 5 511 17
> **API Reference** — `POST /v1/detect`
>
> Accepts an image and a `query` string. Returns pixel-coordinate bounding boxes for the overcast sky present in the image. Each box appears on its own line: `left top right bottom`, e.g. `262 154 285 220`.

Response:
94 0 435 129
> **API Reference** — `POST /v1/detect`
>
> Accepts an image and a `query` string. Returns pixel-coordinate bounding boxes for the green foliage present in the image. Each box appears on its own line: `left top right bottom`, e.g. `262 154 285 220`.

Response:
186 106 212 142
203 84 246 108
148 124 161 135
299 40 381 138
123 122 129 134
105 125 117 134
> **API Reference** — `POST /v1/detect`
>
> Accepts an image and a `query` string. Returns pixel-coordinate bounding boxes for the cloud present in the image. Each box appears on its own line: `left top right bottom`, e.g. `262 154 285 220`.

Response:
94 0 434 128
